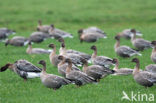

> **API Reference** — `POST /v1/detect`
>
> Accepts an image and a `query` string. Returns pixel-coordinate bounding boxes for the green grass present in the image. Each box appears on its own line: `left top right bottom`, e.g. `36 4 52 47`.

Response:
0 0 156 103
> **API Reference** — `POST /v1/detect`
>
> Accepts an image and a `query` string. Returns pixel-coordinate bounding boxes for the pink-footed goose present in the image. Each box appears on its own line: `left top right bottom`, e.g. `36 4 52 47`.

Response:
119 29 142 39
38 60 71 90
48 43 60 67
114 35 141 57
0 60 41 81
82 59 114 82
78 29 106 43
90 45 114 68
112 58 133 75
48 24 73 39
131 29 153 51
151 41 156 63
132 58 156 87
26 42 51 54
58 38 91 60
0 28 15 40
65 59 96 86
36 20 51 33
29 31 52 43
5 36 28 46
57 55 81 77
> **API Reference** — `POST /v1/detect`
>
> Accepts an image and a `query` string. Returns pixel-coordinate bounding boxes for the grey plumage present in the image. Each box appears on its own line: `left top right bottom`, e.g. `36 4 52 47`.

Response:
145 64 156 73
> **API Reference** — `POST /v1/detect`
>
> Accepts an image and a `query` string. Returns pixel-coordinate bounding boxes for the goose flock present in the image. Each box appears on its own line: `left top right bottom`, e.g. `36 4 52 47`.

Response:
1 20 156 90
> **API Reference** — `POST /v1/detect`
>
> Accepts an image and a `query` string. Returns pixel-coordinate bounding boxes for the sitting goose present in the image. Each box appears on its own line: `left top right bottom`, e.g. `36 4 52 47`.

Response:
78 29 106 43
131 29 153 51
82 27 107 36
49 43 60 67
5 36 29 46
26 42 51 54
114 35 141 57
151 41 156 63
90 45 114 68
112 58 133 75
36 20 51 33
29 32 52 43
38 60 71 90
48 24 73 39
119 29 142 39
132 58 156 87
57 56 81 77
82 59 114 82
0 28 15 36
65 59 96 86
0 60 41 81
145 64 156 73
58 38 91 60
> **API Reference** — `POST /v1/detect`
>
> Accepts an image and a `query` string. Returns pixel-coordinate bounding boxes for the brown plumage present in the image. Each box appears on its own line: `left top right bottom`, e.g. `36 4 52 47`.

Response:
36 20 51 33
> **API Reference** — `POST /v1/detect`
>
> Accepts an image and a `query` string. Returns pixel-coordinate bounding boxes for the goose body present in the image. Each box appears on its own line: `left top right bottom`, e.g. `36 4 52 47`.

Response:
49 25 73 39
131 29 153 51
119 29 142 39
0 60 41 80
83 27 106 36
114 35 141 57
26 42 51 54
5 36 28 46
38 60 71 90
82 60 114 81
145 64 156 73
57 56 81 77
0 28 15 36
65 59 96 86
112 58 133 75
29 32 51 43
90 45 114 68
132 58 156 87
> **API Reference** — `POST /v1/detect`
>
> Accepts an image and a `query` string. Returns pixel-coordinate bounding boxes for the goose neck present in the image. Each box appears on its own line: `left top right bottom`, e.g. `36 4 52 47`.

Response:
82 63 88 73
66 62 72 74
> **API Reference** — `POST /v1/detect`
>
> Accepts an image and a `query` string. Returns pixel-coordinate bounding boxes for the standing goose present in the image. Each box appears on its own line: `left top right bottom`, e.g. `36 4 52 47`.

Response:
48 43 60 67
131 29 153 51
132 58 156 87
78 29 106 43
38 60 71 90
5 36 28 46
112 58 133 75
26 42 51 54
119 29 142 39
29 32 52 43
151 41 156 63
145 64 156 73
48 24 73 39
114 35 141 57
57 56 81 77
90 45 114 68
82 59 114 82
58 38 91 60
36 20 51 33
65 59 96 86
0 60 41 81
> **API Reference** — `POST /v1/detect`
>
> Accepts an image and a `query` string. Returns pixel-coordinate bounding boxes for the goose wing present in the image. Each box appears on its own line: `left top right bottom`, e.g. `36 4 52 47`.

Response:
145 64 156 73
119 46 139 55
15 60 41 72
135 39 152 48
32 48 51 54
140 71 156 83
93 56 113 67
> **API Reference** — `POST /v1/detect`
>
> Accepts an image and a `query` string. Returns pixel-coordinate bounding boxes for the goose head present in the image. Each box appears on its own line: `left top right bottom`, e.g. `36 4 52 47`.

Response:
130 29 136 34
0 63 12 72
112 58 118 64
28 41 32 45
48 43 55 48
78 29 83 34
65 58 72 64
61 42 65 48
38 60 46 71
90 45 97 51
114 35 120 41
58 38 65 43
81 59 88 65
151 41 156 46
131 58 139 63
58 55 65 61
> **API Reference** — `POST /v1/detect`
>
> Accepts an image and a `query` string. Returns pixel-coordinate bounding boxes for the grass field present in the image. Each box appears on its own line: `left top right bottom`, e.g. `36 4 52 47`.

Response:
0 0 156 103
